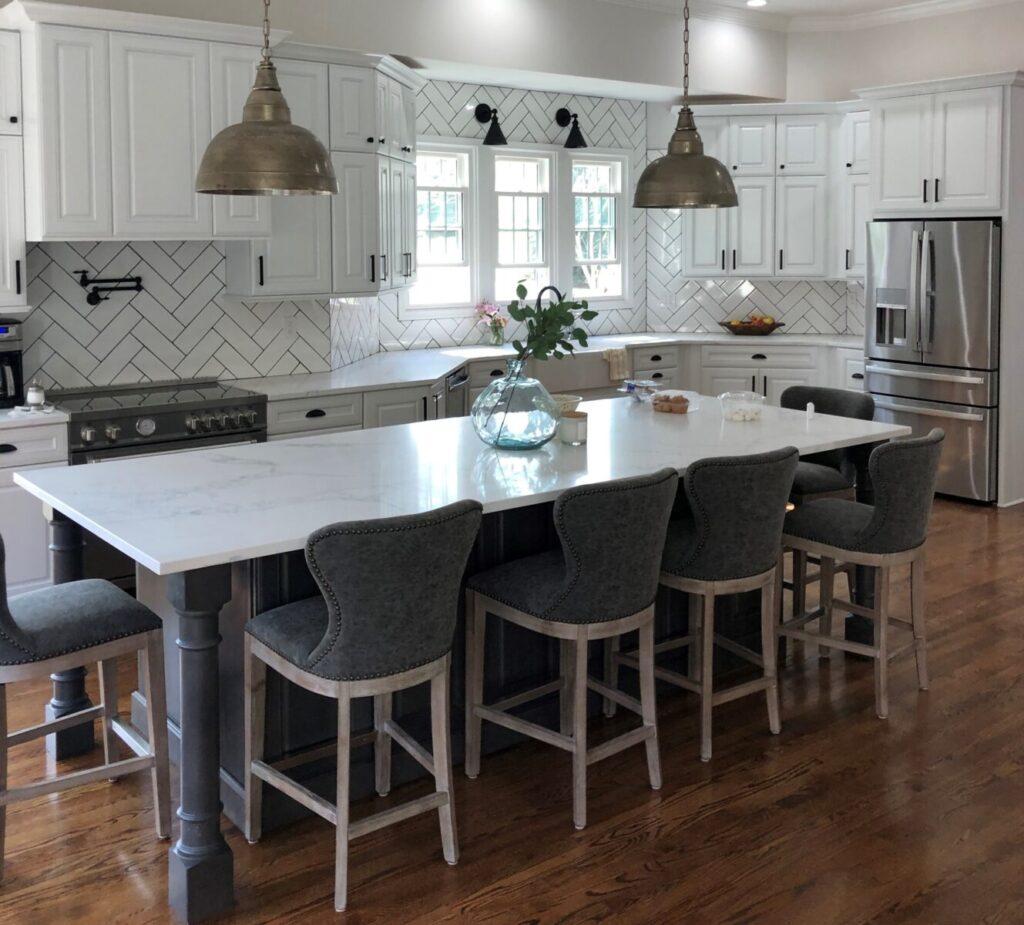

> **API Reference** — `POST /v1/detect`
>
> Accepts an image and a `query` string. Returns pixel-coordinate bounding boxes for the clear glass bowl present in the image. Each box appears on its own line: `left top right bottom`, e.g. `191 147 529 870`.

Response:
471 359 560 449
719 390 766 422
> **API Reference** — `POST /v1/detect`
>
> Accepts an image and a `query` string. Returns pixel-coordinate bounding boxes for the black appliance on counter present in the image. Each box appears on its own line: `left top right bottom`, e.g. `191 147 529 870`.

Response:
53 379 268 589
0 319 25 409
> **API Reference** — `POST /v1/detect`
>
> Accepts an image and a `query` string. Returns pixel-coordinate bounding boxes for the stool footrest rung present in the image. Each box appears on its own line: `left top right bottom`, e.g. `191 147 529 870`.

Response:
779 627 879 659
586 725 654 766
491 679 563 714
381 719 434 775
585 677 642 717
349 792 448 841
7 704 105 748
711 678 771 707
111 716 155 758
474 704 574 753
252 760 337 824
0 755 152 806
713 634 763 668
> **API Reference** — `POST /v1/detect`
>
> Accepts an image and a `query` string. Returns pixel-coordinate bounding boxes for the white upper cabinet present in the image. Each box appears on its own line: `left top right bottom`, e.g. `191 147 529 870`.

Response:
0 136 26 307
931 87 1002 211
871 86 1003 214
776 116 829 175
209 43 269 238
729 177 775 276
329 64 376 153
728 117 775 176
110 33 212 237
775 175 827 277
330 150 378 293
682 207 729 277
0 31 21 134
842 110 870 174
842 174 870 278
28 25 112 239
401 86 417 162
396 160 416 285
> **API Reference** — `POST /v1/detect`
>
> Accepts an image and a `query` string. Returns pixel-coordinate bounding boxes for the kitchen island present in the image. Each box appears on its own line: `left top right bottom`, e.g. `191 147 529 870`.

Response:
14 396 909 923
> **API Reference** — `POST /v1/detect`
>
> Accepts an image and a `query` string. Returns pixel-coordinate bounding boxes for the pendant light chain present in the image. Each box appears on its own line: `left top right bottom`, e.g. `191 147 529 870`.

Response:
261 0 272 63
682 0 690 106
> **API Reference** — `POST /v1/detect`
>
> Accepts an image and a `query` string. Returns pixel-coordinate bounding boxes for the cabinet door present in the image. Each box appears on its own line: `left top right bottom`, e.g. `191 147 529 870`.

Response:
32 26 112 239
0 464 66 594
728 177 774 277
387 79 405 161
375 73 390 155
700 366 757 397
776 176 827 277
209 43 269 237
363 386 428 428
396 160 417 285
871 96 932 213
328 64 376 153
932 87 1002 211
0 31 21 134
776 115 829 175
843 175 870 278
110 33 212 237
377 155 394 288
330 151 379 293
763 367 817 405
249 60 333 296
843 110 870 174
682 207 728 276
0 136 25 307
400 84 417 161
728 117 775 176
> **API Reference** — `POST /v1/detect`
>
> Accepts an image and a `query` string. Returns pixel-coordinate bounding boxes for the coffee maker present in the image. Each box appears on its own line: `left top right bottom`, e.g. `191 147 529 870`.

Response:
0 320 25 409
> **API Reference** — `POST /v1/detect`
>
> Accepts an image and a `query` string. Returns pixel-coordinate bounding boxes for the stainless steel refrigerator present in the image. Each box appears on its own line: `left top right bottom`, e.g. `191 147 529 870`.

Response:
865 219 1000 502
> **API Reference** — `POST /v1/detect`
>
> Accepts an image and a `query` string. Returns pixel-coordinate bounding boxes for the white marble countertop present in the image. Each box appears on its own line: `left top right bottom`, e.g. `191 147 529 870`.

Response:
15 395 907 576
235 333 865 401
0 407 70 430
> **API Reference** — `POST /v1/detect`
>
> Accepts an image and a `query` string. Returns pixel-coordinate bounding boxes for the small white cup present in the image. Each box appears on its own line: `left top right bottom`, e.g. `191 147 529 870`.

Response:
558 411 588 446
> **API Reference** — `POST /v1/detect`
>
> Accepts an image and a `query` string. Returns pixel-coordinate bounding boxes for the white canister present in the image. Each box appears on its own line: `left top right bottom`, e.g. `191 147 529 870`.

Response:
558 410 588 446
25 381 46 407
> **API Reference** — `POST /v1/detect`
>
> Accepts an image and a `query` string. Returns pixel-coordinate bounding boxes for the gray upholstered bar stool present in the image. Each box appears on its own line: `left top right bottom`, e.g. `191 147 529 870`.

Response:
464 469 678 831
780 386 876 626
611 448 798 762
779 429 944 719
243 500 482 912
0 535 171 879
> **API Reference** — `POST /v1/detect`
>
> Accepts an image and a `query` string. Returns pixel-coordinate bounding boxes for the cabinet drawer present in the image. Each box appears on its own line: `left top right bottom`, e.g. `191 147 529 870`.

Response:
0 424 68 468
700 344 818 369
468 360 511 389
631 347 678 370
268 424 362 441
844 357 865 390
635 367 678 388
267 393 363 436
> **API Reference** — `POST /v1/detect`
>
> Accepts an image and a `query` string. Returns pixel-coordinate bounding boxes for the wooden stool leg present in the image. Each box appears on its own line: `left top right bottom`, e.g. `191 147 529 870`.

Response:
818 557 836 660
602 636 620 719
334 690 352 913
0 684 7 883
874 567 891 720
792 550 807 621
560 639 575 731
572 632 589 830
143 631 172 840
374 693 393 797
243 634 267 843
687 592 702 682
699 592 715 763
762 576 781 736
638 619 662 790
430 663 458 865
464 591 485 780
98 658 120 768
910 556 929 690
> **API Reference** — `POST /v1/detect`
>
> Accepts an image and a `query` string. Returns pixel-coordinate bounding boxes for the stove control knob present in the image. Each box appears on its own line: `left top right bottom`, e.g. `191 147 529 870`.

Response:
230 412 245 428
185 416 199 434
105 423 121 441
80 425 96 444
244 410 258 426
220 413 233 429
198 416 213 433
210 414 224 431
136 417 157 437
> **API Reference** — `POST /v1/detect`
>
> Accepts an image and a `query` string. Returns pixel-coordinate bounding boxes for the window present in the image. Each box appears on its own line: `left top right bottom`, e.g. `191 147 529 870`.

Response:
409 150 472 308
494 154 551 300
571 159 623 299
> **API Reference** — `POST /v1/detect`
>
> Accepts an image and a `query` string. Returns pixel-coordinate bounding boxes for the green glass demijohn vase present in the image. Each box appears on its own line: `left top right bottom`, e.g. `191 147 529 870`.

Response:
470 357 560 450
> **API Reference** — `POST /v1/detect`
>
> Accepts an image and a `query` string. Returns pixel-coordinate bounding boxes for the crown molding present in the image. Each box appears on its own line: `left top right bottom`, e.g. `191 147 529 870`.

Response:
592 0 791 31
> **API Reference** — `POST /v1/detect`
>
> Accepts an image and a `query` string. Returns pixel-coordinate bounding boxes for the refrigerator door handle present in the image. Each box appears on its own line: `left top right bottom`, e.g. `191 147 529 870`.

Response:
863 364 986 386
874 398 985 423
920 229 933 353
909 229 922 351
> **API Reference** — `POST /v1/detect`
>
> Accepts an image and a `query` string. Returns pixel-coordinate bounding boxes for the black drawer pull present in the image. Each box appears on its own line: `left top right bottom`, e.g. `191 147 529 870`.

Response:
490 369 503 377
650 354 662 362
370 255 376 283
845 249 851 271
257 255 265 287
751 353 767 361
15 259 20 295
0 444 16 454
852 373 865 381
651 372 664 380
305 409 327 419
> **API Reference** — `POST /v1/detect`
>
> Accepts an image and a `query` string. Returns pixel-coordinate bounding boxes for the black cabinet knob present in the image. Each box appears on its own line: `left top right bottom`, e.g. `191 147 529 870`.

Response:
779 164 785 170
366 136 374 143
8 116 17 124
846 162 853 168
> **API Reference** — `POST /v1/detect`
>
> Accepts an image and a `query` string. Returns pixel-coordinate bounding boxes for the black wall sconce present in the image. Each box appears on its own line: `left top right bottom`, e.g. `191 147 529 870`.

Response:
474 103 508 146
555 108 588 149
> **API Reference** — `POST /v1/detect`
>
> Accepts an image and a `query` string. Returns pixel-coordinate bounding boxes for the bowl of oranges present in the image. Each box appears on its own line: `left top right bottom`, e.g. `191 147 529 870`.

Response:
718 315 785 336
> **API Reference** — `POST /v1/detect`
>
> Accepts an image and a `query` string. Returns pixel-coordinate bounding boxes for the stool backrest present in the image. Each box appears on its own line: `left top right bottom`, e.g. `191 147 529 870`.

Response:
864 428 945 552
781 385 875 474
549 468 679 623
0 535 31 654
304 500 482 679
677 446 799 580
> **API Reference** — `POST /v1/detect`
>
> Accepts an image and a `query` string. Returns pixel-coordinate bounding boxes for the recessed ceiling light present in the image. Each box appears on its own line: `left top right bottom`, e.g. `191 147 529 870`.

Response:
747 0 767 7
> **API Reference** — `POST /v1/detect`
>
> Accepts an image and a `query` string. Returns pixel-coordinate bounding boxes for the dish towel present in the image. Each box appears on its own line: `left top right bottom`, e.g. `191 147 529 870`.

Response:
603 348 630 382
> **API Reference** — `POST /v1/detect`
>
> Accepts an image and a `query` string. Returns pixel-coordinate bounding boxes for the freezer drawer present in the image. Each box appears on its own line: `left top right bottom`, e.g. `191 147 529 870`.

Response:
864 359 997 406
872 394 996 502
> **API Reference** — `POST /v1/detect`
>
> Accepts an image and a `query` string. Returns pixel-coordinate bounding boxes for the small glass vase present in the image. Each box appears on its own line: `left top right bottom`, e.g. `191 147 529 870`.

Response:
488 325 505 347
470 358 560 450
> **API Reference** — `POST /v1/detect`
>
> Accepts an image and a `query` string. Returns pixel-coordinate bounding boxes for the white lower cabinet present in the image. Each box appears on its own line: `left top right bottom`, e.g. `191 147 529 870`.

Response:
266 392 363 437
363 386 429 428
762 367 817 404
831 347 866 391
700 366 760 397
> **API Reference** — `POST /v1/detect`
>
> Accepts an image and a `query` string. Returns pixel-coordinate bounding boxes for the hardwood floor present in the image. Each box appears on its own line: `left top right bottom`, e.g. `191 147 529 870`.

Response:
1 498 1022 924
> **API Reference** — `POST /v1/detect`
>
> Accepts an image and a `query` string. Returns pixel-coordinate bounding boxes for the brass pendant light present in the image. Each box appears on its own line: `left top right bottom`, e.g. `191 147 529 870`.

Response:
633 0 737 209
196 0 338 196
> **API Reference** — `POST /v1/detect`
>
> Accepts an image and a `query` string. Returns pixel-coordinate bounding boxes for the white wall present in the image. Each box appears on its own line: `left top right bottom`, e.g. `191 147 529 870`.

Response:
3 0 787 101
786 2 1024 101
